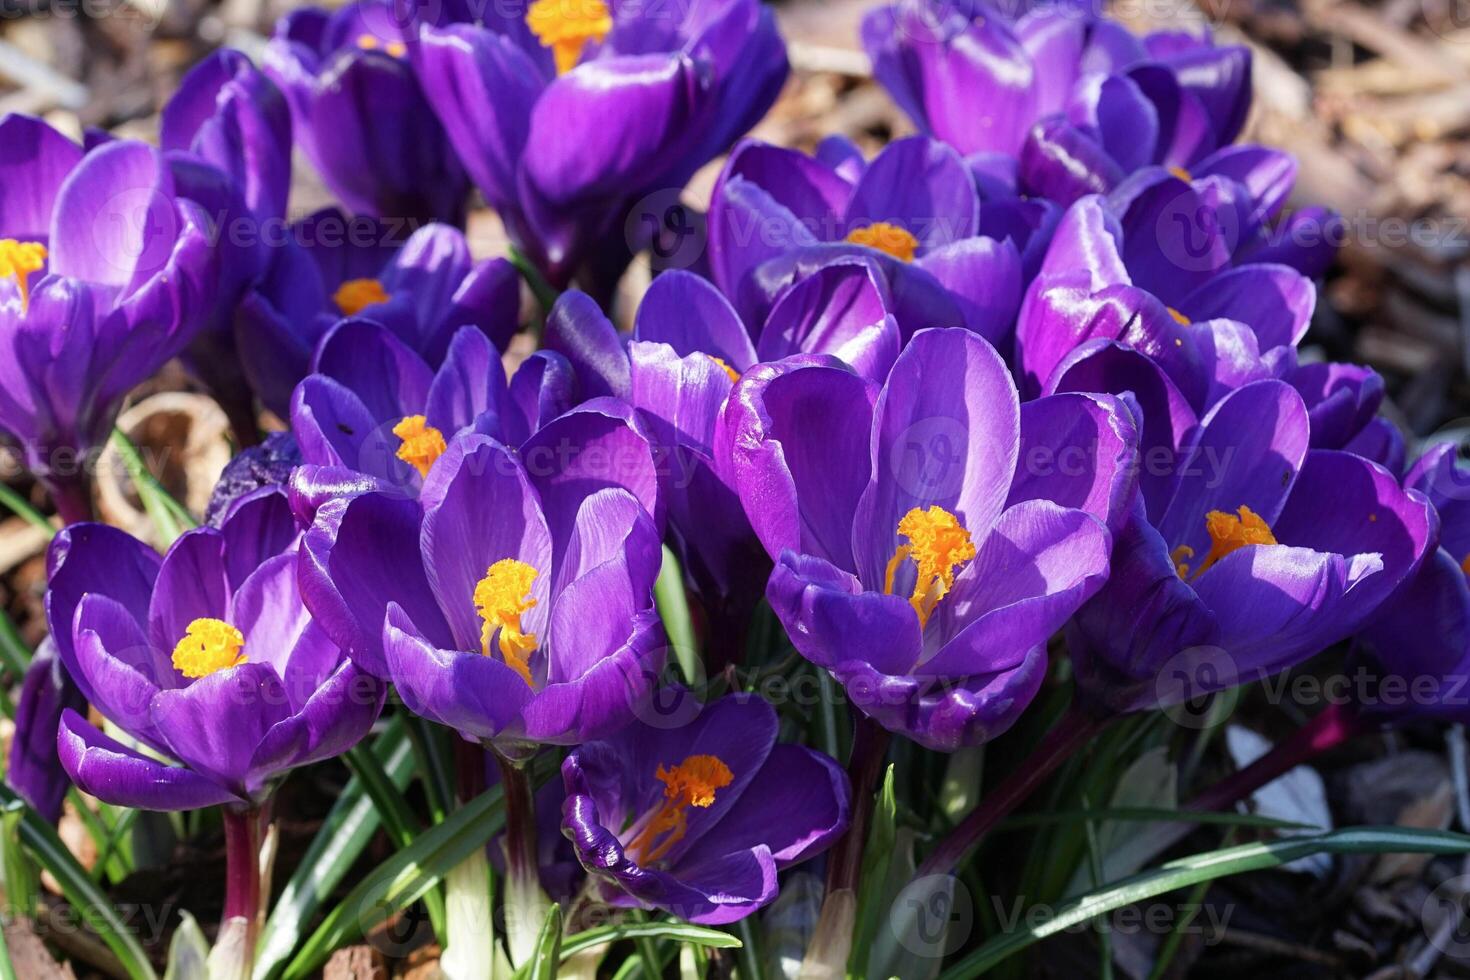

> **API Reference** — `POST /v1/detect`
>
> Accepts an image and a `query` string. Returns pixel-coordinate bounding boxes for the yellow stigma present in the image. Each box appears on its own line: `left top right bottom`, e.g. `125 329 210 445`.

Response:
474 559 540 687
883 505 976 629
627 754 734 864
708 355 740 384
845 222 920 263
1168 165 1193 182
1179 505 1279 581
526 0 612 74
0 240 47 310
332 278 390 316
356 34 407 56
1167 306 1190 327
171 618 246 679
392 415 447 479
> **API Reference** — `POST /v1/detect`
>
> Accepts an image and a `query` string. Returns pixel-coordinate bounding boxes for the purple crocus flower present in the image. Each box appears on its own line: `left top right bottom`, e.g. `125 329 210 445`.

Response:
542 266 911 663
1355 443 1470 724
160 49 293 437
1055 359 1436 713
286 319 655 530
411 0 787 293
707 136 1030 353
863 0 1249 176
7 639 86 822
297 430 665 756
0 117 216 522
740 329 1136 751
48 488 385 810
236 209 520 417
1015 191 1316 409
263 0 469 225
562 691 850 923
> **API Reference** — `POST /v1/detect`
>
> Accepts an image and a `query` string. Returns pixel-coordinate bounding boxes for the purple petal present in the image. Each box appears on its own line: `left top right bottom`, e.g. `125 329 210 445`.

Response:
58 710 243 811
721 357 876 570
853 329 1020 588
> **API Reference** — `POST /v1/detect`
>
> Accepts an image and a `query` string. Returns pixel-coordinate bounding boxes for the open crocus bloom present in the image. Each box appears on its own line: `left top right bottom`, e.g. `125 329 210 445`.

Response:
236 210 520 417
740 329 1136 751
562 692 850 923
298 434 665 753
863 0 1249 172
1015 191 1315 408
1058 364 1436 713
286 317 657 535
412 0 786 292
49 489 385 810
707 136 1026 350
263 0 469 224
0 119 215 513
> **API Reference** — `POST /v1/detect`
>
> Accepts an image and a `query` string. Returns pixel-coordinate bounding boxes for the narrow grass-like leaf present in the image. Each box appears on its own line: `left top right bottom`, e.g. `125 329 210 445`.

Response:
528 903 563 980
558 921 742 961
110 429 195 545
281 783 507 979
655 545 700 684
0 787 157 980
508 245 561 317
342 742 447 938
253 727 415 980
999 807 1316 832
0 610 33 677
0 914 16 980
849 764 896 977
939 826 1470 978
0 483 51 537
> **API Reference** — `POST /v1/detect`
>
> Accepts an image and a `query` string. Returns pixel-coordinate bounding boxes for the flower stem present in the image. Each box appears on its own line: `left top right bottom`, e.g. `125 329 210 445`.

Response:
917 703 1112 878
1185 702 1362 813
442 738 498 980
212 805 264 980
45 471 94 526
492 745 548 969
799 714 890 978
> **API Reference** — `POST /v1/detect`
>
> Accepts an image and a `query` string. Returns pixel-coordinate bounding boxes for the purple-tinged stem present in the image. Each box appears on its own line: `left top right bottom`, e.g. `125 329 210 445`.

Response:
1185 702 1363 814
492 745 545 966
918 704 1113 878
46 472 94 526
222 806 263 957
800 715 892 976
826 715 892 898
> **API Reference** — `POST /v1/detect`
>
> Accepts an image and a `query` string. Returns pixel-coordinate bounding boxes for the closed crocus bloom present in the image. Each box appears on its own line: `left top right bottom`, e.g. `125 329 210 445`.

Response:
7 639 85 822
236 209 520 417
746 329 1135 751
1015 191 1315 408
0 119 216 522
48 488 385 810
412 0 787 292
562 692 850 923
263 0 469 225
161 49 293 439
298 433 665 754
707 136 1025 350
289 318 608 513
1354 443 1470 725
1062 370 1435 714
863 0 1248 171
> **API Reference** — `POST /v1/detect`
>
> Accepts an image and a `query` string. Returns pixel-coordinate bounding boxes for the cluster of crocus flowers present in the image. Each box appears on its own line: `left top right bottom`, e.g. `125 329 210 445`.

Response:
12 0 1470 971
